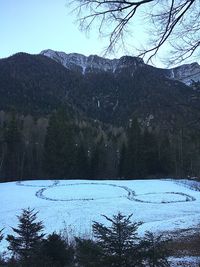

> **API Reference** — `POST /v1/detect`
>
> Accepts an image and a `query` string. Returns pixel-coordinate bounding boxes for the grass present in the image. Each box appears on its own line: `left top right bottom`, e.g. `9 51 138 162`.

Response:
168 229 200 257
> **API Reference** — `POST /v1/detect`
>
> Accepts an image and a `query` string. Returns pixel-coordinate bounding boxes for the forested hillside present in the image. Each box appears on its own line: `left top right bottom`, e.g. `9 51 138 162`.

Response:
1 53 200 181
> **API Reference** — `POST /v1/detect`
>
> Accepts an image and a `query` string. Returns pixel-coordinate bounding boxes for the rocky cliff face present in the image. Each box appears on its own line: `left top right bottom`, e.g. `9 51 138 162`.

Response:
168 63 200 85
41 49 200 86
40 49 144 75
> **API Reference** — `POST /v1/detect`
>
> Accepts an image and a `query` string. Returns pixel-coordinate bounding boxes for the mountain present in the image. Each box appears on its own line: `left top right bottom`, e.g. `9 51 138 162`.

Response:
41 49 200 85
1 51 200 130
1 51 200 180
40 49 144 75
165 62 200 85
0 52 81 115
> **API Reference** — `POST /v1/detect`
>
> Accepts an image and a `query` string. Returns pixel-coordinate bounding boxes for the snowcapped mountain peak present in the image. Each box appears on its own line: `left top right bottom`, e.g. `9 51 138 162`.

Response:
40 49 144 74
40 49 200 85
169 62 200 85
41 49 88 73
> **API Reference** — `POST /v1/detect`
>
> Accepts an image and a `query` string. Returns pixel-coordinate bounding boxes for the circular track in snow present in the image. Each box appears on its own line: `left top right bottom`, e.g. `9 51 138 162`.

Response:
35 182 135 202
133 192 195 204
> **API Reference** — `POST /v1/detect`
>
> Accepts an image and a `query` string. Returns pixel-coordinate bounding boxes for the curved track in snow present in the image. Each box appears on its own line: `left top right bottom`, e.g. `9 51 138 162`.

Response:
35 182 135 202
133 191 195 204
16 180 196 204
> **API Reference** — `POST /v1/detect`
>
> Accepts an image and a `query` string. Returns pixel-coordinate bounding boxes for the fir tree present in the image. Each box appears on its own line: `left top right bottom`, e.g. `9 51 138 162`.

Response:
6 208 44 266
90 139 106 179
118 143 127 178
3 114 21 180
39 233 74 267
158 135 174 176
141 129 159 177
126 117 142 178
0 229 3 243
0 229 5 266
75 238 103 267
44 108 76 178
75 143 89 178
90 145 100 179
93 212 143 267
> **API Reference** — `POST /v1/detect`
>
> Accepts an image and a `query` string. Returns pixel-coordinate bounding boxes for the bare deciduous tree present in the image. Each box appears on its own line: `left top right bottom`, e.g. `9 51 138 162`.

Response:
70 0 200 65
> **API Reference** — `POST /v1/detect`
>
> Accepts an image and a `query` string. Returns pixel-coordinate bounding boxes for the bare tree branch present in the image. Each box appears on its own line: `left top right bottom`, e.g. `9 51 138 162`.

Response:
69 0 200 65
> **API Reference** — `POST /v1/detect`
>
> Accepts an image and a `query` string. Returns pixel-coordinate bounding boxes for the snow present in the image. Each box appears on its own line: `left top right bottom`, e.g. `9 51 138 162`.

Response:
169 62 200 85
41 49 200 86
170 68 175 79
133 192 194 204
169 256 200 266
40 49 144 74
1 179 200 253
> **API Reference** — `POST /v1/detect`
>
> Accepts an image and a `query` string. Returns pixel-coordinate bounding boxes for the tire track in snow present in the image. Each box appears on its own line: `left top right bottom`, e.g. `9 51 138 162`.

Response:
35 182 135 202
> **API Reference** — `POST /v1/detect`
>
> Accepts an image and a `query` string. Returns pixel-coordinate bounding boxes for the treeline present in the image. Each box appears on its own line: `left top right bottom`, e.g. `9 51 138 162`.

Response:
1 108 200 182
119 118 200 178
0 208 170 267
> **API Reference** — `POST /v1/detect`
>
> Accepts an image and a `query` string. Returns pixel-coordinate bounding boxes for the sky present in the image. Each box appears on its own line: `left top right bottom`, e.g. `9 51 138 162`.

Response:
0 0 109 58
0 0 198 68
1 0 156 62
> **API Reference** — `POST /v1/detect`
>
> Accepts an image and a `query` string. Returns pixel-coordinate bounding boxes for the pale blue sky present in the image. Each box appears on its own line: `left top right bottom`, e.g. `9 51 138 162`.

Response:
0 0 113 58
1 0 195 68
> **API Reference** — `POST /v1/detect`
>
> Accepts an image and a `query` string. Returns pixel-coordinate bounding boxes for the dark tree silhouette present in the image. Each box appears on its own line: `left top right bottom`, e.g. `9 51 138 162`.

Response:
0 229 3 243
93 212 143 267
0 230 4 266
141 231 170 267
75 238 104 267
39 233 74 267
44 108 76 178
6 208 44 266
70 0 199 64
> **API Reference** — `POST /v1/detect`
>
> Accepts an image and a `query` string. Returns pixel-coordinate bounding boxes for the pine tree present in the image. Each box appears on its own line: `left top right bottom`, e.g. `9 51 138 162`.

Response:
93 212 143 267
0 230 4 266
141 129 159 177
90 139 106 179
90 145 100 178
75 144 89 178
44 108 76 178
118 143 127 178
141 232 170 267
126 117 142 178
158 135 174 176
0 229 3 243
39 233 74 267
6 208 44 266
75 238 103 267
4 114 22 180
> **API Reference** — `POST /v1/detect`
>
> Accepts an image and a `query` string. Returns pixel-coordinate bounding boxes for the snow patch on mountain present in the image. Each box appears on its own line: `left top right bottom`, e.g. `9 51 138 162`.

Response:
40 49 144 74
41 49 200 85
168 62 200 85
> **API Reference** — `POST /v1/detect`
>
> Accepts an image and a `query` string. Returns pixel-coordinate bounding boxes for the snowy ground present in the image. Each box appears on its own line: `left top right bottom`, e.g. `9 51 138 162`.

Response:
1 179 200 256
169 256 200 267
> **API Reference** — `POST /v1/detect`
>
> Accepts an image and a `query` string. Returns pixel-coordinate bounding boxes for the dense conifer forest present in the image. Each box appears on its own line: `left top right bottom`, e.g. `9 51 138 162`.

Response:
1 106 200 181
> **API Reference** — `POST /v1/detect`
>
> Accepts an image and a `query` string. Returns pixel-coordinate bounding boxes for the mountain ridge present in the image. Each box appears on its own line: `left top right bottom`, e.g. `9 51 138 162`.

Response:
40 49 144 75
40 49 200 85
1 52 200 130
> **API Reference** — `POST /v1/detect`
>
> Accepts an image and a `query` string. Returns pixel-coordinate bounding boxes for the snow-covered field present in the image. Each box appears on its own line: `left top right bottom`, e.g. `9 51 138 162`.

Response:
1 179 200 253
